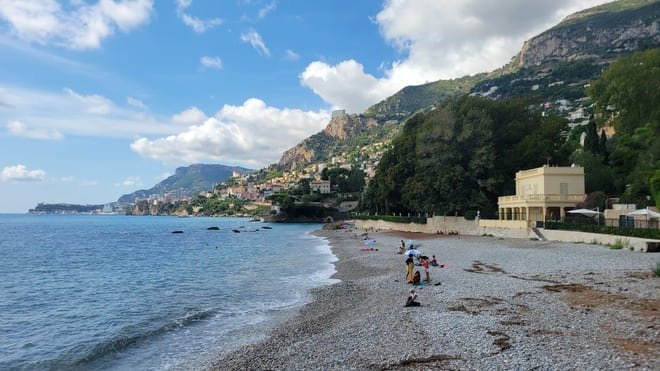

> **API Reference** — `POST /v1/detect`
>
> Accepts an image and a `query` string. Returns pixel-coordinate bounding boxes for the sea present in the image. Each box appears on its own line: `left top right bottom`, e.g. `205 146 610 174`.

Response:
0 214 338 370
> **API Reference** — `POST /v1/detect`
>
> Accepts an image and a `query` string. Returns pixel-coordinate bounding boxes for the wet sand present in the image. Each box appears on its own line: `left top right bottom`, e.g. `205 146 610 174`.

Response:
211 228 659 370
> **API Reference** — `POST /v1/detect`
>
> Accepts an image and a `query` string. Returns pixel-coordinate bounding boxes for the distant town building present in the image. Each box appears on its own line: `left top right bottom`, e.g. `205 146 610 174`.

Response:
331 109 346 118
310 180 331 194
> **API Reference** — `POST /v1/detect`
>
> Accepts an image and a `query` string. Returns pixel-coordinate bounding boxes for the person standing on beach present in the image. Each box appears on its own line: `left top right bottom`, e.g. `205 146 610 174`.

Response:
405 254 414 283
421 256 430 283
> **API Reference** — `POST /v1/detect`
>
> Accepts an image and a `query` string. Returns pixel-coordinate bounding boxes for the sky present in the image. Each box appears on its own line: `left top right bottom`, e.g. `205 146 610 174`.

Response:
0 0 609 213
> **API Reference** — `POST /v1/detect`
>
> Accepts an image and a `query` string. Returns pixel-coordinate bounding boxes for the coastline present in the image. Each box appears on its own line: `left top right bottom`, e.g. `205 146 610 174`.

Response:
210 228 659 370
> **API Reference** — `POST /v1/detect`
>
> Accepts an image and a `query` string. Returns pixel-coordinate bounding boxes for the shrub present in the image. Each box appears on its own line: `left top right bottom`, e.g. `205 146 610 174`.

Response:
544 221 660 240
608 238 627 249
654 262 660 278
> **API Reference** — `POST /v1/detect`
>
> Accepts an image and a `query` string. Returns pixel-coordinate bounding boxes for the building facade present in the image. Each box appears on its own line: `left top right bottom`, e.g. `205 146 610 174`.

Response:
498 165 586 226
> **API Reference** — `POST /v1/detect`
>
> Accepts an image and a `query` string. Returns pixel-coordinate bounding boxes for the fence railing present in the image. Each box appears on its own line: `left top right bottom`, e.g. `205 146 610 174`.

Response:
544 217 660 240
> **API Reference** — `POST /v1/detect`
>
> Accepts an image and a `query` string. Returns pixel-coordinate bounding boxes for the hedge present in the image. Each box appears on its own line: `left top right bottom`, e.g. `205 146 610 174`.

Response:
544 221 660 240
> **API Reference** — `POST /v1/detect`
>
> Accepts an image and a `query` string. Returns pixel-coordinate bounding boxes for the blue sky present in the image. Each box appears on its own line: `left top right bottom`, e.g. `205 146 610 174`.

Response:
0 0 606 212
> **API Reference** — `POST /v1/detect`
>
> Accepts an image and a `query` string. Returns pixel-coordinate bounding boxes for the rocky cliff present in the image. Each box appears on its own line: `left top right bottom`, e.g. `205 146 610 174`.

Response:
277 112 380 170
511 0 659 68
277 0 660 173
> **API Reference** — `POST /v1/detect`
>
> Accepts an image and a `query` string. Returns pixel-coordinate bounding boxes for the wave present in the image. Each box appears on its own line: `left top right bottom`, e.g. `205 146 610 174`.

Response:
68 309 217 367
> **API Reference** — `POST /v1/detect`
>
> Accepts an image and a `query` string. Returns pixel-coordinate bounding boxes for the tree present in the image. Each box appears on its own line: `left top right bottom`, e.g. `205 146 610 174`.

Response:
589 48 660 202
361 96 569 217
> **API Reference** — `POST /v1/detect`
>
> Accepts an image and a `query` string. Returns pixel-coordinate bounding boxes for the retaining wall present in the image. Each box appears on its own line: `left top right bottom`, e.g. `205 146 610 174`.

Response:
354 216 660 252
540 229 660 252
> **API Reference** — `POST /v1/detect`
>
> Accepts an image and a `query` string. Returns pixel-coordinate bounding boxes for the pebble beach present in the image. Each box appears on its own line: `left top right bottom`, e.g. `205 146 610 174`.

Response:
211 228 660 370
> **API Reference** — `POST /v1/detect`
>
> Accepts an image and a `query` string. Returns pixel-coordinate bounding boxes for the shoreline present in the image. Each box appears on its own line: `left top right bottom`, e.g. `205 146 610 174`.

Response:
210 228 659 370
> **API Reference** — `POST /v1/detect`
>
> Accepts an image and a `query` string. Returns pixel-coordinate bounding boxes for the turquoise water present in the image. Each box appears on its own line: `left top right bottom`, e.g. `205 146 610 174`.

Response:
0 215 336 370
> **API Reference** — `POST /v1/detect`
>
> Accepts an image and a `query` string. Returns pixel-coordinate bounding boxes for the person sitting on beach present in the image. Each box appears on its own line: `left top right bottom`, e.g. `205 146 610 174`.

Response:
430 255 438 266
405 254 414 283
405 289 421 307
397 245 405 254
412 271 421 285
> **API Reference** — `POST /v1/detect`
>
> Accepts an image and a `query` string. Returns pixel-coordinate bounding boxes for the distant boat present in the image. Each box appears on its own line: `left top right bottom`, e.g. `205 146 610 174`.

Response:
232 229 241 233
172 230 184 234
262 226 272 229
207 226 220 230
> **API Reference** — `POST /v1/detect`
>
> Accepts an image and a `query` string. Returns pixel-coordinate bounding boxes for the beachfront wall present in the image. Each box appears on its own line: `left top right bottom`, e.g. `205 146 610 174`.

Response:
478 219 531 239
354 217 659 252
541 229 659 252
355 216 479 235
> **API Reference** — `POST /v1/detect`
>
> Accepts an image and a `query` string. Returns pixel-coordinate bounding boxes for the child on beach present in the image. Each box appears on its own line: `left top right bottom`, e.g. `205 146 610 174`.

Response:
412 271 421 285
430 255 438 266
405 289 420 307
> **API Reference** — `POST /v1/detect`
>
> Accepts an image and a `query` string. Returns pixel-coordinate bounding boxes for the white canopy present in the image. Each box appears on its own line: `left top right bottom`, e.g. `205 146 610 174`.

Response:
567 208 602 217
627 208 660 219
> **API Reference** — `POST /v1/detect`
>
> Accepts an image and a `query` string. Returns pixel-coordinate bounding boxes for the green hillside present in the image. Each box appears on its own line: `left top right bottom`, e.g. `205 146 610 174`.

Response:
118 164 252 204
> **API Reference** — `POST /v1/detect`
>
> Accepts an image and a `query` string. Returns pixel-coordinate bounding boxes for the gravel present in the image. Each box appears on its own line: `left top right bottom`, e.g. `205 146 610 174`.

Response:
209 229 660 370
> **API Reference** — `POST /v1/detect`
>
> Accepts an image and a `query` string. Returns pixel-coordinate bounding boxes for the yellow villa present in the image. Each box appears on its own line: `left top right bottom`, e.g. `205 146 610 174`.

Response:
498 165 586 226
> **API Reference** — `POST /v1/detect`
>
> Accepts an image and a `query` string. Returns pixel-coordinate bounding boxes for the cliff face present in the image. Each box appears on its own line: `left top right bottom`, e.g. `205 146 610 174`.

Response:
512 1 659 68
276 0 660 173
277 113 379 170
322 113 378 140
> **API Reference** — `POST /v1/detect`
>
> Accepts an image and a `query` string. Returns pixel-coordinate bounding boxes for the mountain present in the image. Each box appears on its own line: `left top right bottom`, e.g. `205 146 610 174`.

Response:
118 164 252 204
275 0 659 172
511 0 660 68
278 111 397 170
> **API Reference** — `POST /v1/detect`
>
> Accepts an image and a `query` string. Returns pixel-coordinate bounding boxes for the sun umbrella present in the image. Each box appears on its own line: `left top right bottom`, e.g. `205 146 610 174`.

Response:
405 249 421 256
627 207 660 219
567 208 602 217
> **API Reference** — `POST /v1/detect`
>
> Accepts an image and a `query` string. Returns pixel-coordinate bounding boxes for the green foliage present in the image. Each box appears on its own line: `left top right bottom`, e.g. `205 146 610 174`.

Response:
607 238 628 249
31 203 104 213
589 48 660 203
324 166 366 194
650 170 660 207
361 96 570 216
653 262 660 277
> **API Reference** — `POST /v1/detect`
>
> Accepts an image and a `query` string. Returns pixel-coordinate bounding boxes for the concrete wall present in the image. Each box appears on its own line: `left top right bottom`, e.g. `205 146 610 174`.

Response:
478 219 531 239
539 229 659 252
354 216 659 252
355 216 479 235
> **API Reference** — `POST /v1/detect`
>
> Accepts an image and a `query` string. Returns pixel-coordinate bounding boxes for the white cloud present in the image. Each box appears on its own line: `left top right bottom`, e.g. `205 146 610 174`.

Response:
176 0 221 33
284 49 299 61
131 98 329 168
0 0 154 49
300 60 391 113
171 106 208 126
1 164 46 182
6 120 63 140
0 84 177 139
65 88 113 114
241 29 270 57
200 55 222 70
127 96 147 109
258 1 277 19
300 0 608 113
115 175 141 187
